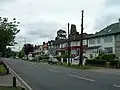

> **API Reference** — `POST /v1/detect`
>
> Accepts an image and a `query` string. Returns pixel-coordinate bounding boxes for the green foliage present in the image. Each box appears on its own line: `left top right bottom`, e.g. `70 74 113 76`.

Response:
39 56 49 60
100 54 117 61
109 60 120 68
0 17 20 56
0 86 20 90
4 47 17 58
23 44 33 55
18 49 25 58
0 65 7 74
57 63 92 69
86 59 106 66
105 61 110 68
98 52 105 57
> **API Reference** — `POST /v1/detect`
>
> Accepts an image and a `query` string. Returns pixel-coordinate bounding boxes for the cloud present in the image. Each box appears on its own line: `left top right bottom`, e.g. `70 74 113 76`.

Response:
105 0 120 6
25 21 66 38
1 0 120 46
94 13 120 30
92 0 120 31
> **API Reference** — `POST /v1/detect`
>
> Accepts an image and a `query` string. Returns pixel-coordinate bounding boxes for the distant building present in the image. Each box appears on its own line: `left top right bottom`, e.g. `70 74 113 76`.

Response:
48 39 66 56
58 33 88 57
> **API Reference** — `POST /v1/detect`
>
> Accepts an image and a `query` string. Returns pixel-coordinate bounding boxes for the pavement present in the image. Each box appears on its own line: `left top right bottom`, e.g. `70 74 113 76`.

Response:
0 59 19 87
0 74 13 86
2 58 120 90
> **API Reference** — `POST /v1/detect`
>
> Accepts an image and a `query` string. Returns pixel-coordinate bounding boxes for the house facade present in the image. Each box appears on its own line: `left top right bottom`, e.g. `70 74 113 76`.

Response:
86 22 120 58
58 33 88 57
47 21 120 59
48 39 66 56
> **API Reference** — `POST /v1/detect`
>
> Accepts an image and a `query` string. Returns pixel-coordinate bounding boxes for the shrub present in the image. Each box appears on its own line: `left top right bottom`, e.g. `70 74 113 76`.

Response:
105 62 110 68
39 56 42 60
0 65 7 74
86 59 106 66
41 56 49 59
109 60 119 68
100 54 116 61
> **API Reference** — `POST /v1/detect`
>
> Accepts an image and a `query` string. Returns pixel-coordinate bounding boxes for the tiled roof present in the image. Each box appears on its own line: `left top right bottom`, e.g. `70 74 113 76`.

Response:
88 23 120 38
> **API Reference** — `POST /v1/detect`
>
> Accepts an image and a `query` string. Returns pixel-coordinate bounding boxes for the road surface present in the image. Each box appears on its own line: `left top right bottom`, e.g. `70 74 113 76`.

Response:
2 58 120 90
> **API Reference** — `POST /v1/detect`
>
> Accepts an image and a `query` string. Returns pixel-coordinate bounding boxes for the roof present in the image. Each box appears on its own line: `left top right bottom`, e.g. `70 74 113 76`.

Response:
88 22 120 38
68 33 88 41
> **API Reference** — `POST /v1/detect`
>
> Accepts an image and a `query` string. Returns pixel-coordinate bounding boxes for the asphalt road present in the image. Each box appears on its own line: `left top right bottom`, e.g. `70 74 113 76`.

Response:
2 58 120 90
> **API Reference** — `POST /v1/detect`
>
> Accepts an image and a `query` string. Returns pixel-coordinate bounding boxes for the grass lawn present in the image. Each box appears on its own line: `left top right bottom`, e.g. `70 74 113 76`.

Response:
40 59 48 63
0 86 20 90
56 63 99 69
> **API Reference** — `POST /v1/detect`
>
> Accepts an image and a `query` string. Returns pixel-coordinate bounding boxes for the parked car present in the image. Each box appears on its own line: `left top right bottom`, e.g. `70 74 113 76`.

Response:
48 55 59 64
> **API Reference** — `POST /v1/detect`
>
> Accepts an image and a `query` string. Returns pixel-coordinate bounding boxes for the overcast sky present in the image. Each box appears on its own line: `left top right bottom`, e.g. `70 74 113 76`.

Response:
1 0 120 50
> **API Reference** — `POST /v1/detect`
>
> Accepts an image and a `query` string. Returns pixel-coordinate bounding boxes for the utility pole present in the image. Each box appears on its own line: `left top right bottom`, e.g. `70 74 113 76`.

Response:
68 23 70 66
79 10 84 66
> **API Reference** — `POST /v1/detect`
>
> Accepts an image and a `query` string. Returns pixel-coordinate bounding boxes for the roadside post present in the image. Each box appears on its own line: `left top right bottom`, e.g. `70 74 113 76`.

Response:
13 76 16 87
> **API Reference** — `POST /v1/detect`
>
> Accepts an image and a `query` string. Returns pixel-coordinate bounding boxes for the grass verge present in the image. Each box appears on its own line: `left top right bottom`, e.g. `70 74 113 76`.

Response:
0 86 20 90
56 63 99 69
39 59 48 63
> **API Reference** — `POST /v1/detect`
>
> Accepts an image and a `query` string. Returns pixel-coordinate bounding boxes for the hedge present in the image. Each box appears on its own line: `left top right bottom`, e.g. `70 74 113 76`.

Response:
39 56 49 60
109 60 120 68
86 59 107 66
100 54 116 61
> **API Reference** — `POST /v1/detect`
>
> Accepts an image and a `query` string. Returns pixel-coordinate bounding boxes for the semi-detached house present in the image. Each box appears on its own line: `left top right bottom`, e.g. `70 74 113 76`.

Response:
58 33 88 57
48 21 120 59
86 22 120 58
58 21 120 59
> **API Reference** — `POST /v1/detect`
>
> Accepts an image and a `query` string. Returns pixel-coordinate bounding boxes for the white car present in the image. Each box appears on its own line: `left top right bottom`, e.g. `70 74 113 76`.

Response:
48 56 59 64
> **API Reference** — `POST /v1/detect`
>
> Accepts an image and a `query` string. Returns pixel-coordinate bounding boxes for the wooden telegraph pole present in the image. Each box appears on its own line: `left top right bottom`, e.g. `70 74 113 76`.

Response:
79 10 84 66
68 23 70 66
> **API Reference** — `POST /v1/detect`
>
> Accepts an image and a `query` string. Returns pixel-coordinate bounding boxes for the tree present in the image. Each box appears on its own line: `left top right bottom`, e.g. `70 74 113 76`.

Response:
56 29 67 40
23 44 34 59
18 48 25 58
0 17 20 56
4 47 17 58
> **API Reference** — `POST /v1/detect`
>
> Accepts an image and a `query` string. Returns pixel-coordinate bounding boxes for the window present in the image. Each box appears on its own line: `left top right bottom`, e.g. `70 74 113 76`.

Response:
104 36 112 43
104 47 113 53
71 50 77 54
116 34 120 41
71 41 76 46
97 38 101 44
89 39 95 44
83 40 86 45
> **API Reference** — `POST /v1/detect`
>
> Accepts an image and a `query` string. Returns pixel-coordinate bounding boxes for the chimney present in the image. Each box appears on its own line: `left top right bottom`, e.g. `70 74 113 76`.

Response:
118 18 120 27
43 42 45 45
119 18 120 22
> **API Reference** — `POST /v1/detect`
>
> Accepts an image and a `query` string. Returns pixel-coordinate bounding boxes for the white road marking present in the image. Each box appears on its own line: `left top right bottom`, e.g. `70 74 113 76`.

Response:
46 69 60 73
68 74 95 82
113 84 120 88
